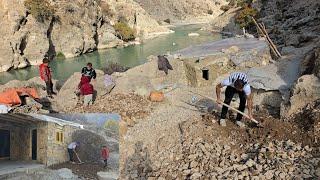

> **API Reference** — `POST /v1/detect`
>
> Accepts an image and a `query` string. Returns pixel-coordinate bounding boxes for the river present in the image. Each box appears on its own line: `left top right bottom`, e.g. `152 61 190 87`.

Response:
0 25 221 84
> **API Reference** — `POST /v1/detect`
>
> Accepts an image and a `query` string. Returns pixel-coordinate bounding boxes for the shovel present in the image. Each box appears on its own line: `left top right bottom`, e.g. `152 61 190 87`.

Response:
74 151 84 164
188 91 264 127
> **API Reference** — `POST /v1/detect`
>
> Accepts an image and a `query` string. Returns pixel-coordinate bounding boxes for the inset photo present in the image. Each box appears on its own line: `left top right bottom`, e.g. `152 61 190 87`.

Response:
0 113 119 180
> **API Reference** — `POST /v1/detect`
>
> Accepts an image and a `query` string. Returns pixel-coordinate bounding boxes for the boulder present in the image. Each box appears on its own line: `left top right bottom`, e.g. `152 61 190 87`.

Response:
282 75 320 117
56 70 105 111
97 24 123 49
110 62 156 96
300 47 320 78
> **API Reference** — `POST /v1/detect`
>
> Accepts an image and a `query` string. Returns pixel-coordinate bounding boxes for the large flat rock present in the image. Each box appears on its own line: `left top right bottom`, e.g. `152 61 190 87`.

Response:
246 58 301 91
175 37 269 59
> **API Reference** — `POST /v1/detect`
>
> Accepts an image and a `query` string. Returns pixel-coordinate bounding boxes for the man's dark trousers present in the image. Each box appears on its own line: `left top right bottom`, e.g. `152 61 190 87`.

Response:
221 86 246 121
68 148 74 161
45 80 54 96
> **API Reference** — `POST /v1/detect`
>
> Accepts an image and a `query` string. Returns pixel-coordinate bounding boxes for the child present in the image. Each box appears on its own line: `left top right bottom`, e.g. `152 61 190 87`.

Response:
78 76 94 106
81 62 97 81
101 145 109 168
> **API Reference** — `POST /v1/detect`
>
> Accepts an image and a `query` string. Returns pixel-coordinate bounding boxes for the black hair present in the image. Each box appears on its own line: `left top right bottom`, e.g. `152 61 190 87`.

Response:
43 58 49 63
234 79 245 89
87 62 93 67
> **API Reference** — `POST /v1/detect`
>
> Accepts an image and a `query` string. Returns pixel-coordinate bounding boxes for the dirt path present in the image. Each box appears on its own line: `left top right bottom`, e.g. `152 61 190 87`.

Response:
49 151 118 180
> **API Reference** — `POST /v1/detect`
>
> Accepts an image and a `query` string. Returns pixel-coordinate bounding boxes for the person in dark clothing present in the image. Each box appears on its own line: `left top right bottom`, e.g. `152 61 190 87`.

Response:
39 58 55 98
67 142 80 163
81 63 96 81
157 55 173 75
216 72 254 128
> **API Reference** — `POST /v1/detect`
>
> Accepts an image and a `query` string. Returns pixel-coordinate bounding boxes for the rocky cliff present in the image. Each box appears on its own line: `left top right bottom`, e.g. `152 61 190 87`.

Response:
258 0 320 48
133 0 228 23
0 0 170 72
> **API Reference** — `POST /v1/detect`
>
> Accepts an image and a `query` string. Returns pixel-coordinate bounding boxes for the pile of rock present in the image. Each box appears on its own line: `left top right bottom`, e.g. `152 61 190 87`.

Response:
0 77 57 113
125 138 319 179
69 93 152 123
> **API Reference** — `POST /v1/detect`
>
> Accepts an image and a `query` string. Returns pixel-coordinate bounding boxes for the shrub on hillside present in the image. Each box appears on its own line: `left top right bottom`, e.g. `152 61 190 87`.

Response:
164 19 171 24
220 5 231 12
235 5 258 29
208 9 214 15
113 22 136 42
24 0 55 23
56 52 65 59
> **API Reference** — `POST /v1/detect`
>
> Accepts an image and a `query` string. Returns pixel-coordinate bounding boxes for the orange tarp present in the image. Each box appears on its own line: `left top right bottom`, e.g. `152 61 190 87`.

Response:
0 88 40 106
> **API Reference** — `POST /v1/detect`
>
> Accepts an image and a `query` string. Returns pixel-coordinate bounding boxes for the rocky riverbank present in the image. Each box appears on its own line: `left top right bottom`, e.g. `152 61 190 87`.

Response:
0 0 231 73
0 0 173 72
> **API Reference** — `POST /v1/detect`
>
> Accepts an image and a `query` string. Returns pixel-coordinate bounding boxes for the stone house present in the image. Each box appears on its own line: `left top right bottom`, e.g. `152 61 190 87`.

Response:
0 114 83 166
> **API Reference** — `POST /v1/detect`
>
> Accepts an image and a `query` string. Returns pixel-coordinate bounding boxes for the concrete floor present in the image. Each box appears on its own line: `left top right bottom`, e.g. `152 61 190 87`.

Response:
0 160 44 177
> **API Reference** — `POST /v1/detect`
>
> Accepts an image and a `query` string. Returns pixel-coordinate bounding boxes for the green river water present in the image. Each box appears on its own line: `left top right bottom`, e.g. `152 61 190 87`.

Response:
0 25 221 84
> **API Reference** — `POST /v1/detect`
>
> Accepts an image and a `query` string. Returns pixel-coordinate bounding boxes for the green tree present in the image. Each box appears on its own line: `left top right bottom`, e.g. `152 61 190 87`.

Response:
235 5 258 29
113 22 136 42
104 120 119 132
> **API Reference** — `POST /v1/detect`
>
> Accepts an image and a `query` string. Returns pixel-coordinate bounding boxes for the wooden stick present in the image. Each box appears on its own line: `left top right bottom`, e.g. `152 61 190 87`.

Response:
259 22 281 57
74 151 84 164
189 91 260 124
260 22 282 57
251 17 281 58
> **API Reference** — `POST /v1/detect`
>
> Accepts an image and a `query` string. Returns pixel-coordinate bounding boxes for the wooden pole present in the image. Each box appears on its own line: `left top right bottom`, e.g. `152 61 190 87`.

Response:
260 22 282 57
251 17 281 58
188 91 260 125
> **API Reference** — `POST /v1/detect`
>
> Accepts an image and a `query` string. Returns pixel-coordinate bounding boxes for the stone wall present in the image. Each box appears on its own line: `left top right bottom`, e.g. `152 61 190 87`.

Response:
10 126 32 161
183 55 232 87
37 122 48 165
45 122 79 166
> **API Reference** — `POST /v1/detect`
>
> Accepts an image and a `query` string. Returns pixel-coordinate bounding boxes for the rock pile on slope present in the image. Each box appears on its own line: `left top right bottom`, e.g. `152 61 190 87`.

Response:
68 93 152 123
286 100 320 144
125 138 319 179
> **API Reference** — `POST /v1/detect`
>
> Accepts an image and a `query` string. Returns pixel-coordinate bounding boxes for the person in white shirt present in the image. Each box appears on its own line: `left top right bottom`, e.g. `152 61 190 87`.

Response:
67 142 80 163
216 72 254 127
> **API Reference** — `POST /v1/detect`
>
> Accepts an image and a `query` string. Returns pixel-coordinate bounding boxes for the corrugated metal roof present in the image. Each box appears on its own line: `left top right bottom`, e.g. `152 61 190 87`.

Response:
30 114 83 128
0 114 83 129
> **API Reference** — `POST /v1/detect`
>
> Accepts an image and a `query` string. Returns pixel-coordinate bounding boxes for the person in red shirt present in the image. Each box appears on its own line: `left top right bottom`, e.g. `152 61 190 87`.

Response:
78 76 94 106
39 58 55 98
101 145 109 168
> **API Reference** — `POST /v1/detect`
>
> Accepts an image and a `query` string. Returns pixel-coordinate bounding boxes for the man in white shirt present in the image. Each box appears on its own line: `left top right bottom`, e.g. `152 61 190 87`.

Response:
216 72 254 127
67 142 80 163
